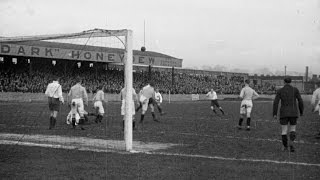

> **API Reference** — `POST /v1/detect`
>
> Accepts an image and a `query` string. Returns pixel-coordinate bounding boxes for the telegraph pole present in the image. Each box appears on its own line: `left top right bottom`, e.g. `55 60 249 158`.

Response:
284 65 287 76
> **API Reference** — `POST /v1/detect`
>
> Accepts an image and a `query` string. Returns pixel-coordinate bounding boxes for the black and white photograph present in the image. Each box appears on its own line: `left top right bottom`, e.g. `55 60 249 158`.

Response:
0 0 319 179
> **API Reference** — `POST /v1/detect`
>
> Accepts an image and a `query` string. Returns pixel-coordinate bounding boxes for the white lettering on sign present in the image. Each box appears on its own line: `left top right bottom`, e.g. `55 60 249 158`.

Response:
0 43 182 67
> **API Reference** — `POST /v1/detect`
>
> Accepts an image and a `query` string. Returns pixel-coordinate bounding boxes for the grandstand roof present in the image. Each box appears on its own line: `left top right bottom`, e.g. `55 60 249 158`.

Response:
8 40 180 60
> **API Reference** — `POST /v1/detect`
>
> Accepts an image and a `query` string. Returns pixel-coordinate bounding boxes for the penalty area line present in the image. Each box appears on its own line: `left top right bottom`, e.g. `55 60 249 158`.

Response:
1 140 320 167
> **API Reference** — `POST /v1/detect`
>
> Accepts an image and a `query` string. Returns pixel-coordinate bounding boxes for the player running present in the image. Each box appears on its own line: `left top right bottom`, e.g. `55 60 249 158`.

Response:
206 88 224 115
154 88 165 115
45 76 64 129
238 79 259 131
311 84 320 138
92 85 106 123
67 77 88 130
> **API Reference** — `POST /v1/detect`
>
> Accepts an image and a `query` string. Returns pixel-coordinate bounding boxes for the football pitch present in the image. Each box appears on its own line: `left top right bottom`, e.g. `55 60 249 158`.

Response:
0 100 319 179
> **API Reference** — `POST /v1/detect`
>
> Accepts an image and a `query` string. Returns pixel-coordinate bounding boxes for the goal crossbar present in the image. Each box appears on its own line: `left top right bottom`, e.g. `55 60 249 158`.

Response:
0 28 129 43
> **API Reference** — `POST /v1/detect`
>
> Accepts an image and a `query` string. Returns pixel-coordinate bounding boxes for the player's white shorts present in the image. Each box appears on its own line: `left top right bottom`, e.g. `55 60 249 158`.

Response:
66 112 80 125
314 102 320 115
94 101 104 114
240 100 253 114
121 100 135 116
71 98 86 116
139 95 149 112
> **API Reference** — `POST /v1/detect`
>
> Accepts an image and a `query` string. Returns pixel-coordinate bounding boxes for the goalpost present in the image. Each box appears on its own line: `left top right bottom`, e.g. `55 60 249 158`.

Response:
0 29 134 151
123 30 134 151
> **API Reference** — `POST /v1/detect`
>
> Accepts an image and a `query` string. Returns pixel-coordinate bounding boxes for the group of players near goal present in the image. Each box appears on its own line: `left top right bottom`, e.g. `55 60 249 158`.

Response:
45 76 164 131
45 76 320 153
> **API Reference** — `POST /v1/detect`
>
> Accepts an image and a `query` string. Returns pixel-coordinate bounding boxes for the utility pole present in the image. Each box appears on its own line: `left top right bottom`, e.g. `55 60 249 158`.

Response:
284 65 287 76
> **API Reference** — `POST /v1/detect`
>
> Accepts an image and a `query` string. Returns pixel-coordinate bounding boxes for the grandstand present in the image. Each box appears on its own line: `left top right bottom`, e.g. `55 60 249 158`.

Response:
0 29 319 95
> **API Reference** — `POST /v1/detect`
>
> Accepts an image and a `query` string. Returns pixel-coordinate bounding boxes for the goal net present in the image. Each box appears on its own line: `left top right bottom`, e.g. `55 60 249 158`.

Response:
0 28 134 151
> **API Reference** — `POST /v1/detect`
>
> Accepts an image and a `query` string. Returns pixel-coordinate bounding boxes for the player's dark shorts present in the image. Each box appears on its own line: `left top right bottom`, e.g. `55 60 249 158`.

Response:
148 98 155 105
211 100 220 107
48 97 60 111
280 117 297 125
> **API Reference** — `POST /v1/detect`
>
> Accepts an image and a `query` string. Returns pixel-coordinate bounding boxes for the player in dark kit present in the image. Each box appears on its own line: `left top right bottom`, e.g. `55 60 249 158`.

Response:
273 77 304 152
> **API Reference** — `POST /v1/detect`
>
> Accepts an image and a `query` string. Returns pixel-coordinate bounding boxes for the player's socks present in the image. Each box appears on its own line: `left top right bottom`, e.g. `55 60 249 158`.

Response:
80 125 85 130
95 115 101 123
219 108 225 115
152 112 160 122
152 112 155 119
84 114 89 122
152 112 159 122
212 109 217 114
289 131 296 152
79 117 85 125
140 114 145 123
87 112 96 116
136 105 142 112
289 145 295 152
316 131 320 139
246 118 251 127
133 121 136 130
289 131 296 142
281 135 288 149
52 117 56 128
72 118 76 129
49 117 53 129
158 107 163 114
238 118 243 126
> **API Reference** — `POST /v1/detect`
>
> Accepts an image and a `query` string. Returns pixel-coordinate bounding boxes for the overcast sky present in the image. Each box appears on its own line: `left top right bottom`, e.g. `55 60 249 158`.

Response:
0 0 319 75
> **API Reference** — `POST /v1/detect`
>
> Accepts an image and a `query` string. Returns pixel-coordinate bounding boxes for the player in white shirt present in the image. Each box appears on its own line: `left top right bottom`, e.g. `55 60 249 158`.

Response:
138 82 159 123
120 86 138 130
45 76 64 129
311 84 320 138
154 88 165 115
92 85 106 123
311 84 320 114
206 89 224 115
66 101 80 128
238 79 259 131
67 77 88 130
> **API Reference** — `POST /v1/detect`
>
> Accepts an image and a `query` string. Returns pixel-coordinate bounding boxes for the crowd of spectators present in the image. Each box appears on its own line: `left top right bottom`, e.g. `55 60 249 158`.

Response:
0 60 277 94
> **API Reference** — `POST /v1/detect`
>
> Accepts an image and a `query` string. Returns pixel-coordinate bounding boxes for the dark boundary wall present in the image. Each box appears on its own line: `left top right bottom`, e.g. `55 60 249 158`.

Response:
0 92 312 103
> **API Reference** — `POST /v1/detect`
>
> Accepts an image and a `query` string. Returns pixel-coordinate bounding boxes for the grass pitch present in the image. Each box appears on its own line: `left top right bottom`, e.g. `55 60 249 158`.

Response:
0 100 319 179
